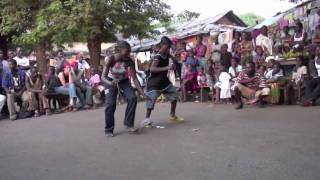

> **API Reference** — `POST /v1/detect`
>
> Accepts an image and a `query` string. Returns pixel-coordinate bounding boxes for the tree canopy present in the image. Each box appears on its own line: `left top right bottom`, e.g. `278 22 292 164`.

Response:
239 13 265 27
0 0 172 70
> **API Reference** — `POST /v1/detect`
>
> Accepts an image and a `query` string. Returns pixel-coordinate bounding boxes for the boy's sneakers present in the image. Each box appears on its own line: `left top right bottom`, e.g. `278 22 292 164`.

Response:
169 116 184 123
141 118 154 128
105 132 114 138
126 127 139 134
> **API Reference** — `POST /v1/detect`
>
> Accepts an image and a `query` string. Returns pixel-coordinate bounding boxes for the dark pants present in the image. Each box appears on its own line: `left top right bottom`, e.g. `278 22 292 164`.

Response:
304 77 320 102
104 80 137 133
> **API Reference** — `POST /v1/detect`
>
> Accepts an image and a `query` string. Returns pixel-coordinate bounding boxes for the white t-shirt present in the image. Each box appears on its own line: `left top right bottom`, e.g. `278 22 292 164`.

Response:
315 57 320 77
13 56 30 67
292 66 307 84
266 69 284 81
256 34 273 55
228 65 243 78
77 59 90 71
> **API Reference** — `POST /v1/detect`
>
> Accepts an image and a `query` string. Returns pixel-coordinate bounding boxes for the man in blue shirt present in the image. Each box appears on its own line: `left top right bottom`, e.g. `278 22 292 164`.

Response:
0 61 7 119
2 59 29 120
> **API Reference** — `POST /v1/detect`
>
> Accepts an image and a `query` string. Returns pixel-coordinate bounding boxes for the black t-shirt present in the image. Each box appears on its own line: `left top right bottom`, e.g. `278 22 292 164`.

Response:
46 74 62 92
146 53 171 91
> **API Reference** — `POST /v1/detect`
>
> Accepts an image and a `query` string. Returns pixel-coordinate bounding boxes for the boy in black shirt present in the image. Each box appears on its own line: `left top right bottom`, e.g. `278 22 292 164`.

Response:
142 36 183 127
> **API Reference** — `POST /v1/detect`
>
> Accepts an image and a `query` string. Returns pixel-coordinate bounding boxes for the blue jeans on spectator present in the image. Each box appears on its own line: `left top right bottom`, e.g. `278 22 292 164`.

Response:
54 84 77 105
104 79 137 133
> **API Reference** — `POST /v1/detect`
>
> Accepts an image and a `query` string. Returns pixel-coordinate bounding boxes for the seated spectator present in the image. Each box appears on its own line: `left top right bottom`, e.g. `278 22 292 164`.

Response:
258 65 267 77
228 57 242 80
265 62 284 83
265 57 276 73
13 47 30 70
26 66 50 117
220 44 232 69
70 61 93 109
56 64 78 111
0 62 7 120
89 68 105 106
302 47 320 106
265 62 284 104
284 56 308 104
214 64 232 104
3 60 29 120
234 62 270 109
44 66 62 111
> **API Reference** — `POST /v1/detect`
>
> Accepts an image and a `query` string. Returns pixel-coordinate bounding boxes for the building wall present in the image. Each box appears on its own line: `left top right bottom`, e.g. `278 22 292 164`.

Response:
217 17 238 26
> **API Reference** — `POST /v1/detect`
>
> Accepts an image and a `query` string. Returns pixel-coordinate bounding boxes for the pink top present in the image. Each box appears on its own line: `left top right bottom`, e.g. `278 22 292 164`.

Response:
89 74 101 87
195 44 207 58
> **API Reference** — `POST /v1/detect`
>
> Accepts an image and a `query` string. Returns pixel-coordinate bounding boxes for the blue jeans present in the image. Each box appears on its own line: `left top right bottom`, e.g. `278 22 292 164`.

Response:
104 79 137 133
54 84 77 99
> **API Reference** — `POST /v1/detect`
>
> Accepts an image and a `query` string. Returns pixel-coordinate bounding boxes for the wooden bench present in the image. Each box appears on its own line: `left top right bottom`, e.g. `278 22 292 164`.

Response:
45 93 69 110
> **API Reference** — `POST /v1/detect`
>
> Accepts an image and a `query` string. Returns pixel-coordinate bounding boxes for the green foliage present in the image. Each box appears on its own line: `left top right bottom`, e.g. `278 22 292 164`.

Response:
176 10 200 22
239 13 265 27
0 0 171 46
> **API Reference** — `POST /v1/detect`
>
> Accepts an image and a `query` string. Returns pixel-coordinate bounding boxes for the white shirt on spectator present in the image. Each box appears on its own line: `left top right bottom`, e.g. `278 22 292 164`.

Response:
266 69 284 81
77 59 90 71
13 56 30 67
292 65 307 84
256 34 273 55
228 65 243 78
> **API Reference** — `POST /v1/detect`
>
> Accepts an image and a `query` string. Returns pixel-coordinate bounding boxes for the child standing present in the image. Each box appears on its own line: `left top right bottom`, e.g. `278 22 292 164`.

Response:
142 36 184 127
215 64 232 104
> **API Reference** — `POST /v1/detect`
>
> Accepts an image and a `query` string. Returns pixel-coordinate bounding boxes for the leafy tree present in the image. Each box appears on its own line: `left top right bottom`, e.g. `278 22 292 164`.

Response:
239 13 265 27
1 0 171 72
176 10 200 23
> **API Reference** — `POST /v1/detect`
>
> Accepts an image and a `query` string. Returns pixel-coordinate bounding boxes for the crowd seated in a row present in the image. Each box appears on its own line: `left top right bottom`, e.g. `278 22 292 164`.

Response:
0 48 106 120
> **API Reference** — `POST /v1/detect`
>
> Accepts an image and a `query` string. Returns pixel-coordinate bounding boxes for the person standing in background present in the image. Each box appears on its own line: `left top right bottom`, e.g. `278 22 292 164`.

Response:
194 36 207 70
256 26 273 56
13 47 30 70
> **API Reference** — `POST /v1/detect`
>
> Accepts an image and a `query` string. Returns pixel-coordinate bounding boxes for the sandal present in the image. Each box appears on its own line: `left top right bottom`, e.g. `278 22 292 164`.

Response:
34 110 40 117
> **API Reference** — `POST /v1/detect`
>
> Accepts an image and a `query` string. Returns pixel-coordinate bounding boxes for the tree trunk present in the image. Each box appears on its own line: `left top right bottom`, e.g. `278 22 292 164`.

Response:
87 37 101 69
35 42 47 74
0 35 9 59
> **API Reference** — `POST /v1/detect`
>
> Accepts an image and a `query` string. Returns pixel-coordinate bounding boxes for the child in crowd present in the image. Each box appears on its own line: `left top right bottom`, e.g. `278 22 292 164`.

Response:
197 68 207 88
228 57 242 81
284 56 308 104
254 46 266 70
258 65 267 77
214 64 232 104
181 49 199 100
89 67 105 106
265 62 284 104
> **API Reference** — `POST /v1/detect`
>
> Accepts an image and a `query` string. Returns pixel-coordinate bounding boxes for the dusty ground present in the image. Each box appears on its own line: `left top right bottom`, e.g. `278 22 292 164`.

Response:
0 103 320 180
